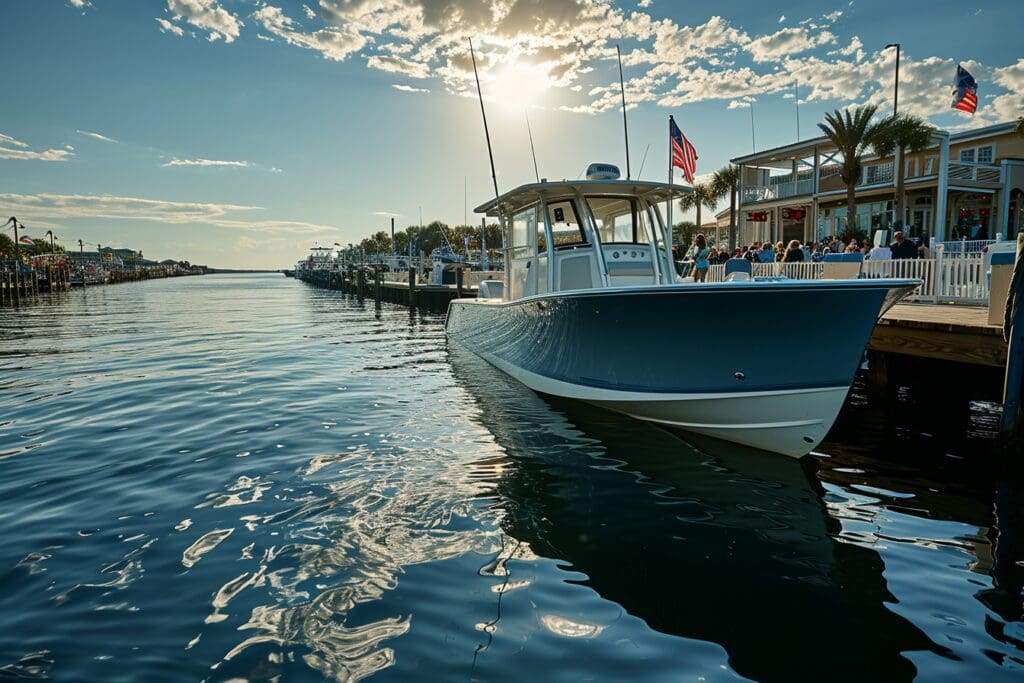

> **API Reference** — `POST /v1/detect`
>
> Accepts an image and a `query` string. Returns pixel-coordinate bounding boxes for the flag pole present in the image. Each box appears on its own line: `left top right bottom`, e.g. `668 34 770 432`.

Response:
667 117 673 253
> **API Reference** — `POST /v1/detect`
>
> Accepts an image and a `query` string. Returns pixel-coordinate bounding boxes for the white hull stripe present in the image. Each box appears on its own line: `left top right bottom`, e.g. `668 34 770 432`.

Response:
477 348 846 403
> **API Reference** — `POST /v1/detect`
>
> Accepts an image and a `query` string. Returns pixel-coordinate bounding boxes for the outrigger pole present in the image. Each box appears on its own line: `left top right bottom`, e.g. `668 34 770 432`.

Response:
617 44 631 180
525 108 540 183
469 38 500 208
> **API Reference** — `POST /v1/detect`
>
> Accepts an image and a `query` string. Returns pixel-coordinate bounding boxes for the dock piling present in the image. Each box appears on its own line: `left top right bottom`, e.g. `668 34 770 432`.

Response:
1000 234 1024 444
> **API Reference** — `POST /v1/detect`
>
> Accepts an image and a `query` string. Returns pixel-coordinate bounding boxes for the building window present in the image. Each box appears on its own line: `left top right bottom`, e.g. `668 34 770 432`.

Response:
977 145 994 165
960 148 975 163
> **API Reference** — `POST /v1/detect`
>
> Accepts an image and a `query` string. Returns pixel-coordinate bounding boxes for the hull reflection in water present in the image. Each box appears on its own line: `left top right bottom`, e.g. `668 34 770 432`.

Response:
449 345 946 682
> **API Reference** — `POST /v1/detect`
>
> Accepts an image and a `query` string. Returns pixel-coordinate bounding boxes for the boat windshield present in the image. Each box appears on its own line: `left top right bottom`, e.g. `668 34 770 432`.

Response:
587 196 652 245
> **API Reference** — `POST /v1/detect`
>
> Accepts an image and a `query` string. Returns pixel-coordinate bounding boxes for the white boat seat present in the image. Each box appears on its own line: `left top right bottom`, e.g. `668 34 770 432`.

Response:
477 280 504 299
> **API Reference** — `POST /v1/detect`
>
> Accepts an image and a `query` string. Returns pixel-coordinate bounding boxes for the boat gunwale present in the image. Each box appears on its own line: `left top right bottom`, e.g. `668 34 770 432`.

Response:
447 278 922 311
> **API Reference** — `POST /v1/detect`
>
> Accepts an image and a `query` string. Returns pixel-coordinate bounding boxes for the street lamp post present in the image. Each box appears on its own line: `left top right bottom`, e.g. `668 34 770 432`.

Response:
10 217 20 256
885 43 900 116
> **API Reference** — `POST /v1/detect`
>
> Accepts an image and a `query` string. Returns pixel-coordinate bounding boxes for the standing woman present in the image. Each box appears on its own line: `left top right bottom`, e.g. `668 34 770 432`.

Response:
692 233 712 283
782 239 805 262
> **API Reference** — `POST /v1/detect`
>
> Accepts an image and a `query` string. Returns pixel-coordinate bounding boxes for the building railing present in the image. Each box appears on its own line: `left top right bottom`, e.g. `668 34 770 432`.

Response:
741 177 814 203
758 158 1005 205
948 161 1001 183
704 252 990 304
935 239 996 254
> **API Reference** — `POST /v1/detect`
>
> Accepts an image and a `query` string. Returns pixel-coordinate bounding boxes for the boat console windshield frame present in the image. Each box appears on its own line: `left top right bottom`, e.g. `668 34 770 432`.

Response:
475 180 691 300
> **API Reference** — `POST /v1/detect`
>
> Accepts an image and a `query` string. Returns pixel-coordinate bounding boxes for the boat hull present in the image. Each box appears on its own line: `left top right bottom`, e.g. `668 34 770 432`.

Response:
445 280 916 457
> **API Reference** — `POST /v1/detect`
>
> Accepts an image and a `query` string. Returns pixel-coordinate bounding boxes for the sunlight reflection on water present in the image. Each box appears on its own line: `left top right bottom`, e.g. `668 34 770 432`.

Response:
0 274 1020 682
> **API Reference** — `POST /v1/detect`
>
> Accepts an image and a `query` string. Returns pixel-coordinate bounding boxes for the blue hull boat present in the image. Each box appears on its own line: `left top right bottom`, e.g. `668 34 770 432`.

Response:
445 167 919 457
447 279 914 457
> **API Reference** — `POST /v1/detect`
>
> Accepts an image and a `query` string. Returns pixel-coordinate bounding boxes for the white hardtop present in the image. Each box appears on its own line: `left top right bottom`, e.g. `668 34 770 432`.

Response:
474 179 692 217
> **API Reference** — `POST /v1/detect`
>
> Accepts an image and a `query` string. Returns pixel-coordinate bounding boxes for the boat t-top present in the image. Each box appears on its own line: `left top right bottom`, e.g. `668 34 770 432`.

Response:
445 163 919 458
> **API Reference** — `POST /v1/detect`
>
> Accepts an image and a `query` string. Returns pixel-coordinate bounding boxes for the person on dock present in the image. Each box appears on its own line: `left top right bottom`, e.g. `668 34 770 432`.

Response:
691 234 712 283
890 231 918 259
783 240 805 263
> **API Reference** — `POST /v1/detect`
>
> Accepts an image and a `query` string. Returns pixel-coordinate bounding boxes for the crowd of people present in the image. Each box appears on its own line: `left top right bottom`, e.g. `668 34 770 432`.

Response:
677 230 928 275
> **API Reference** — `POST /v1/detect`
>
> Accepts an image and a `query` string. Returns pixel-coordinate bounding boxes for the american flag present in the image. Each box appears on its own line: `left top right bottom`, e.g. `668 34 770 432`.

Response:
952 65 978 114
670 117 697 184
18 235 34 246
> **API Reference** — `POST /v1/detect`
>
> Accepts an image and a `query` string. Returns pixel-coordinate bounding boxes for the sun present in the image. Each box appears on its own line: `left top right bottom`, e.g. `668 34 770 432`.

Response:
487 59 552 112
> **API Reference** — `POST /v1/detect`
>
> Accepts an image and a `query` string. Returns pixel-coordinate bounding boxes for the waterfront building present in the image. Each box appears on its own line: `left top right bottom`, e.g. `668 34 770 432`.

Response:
729 120 1024 246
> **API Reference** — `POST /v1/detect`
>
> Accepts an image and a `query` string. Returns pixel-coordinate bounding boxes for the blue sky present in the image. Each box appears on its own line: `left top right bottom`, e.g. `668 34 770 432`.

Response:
1 0 1020 268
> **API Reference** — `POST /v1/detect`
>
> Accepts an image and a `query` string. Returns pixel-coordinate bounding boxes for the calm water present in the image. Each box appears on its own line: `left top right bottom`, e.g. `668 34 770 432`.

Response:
1 274 1021 682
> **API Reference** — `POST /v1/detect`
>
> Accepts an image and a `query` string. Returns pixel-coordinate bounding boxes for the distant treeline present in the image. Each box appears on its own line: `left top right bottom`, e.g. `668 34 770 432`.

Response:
355 222 502 256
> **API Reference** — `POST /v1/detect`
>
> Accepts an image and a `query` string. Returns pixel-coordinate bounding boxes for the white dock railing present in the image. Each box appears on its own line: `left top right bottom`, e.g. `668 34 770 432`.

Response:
704 252 989 304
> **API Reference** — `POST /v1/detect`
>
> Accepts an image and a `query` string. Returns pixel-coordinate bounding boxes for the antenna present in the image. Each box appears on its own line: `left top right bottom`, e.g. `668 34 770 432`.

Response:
525 109 540 183
469 38 501 208
795 79 801 140
637 143 651 179
616 44 631 179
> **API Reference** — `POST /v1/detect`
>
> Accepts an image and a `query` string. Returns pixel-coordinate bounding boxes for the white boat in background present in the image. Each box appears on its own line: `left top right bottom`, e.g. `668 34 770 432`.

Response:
445 163 920 458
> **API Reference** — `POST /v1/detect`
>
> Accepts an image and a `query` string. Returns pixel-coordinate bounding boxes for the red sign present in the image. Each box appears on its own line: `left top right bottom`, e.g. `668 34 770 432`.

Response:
782 208 806 220
747 211 768 222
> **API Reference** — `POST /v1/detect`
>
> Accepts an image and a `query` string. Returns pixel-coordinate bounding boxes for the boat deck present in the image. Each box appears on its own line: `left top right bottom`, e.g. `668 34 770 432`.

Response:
871 303 1006 367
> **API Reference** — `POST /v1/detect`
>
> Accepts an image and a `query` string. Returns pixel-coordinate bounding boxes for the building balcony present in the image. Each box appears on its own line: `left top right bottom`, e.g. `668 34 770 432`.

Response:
741 178 814 203
948 161 1001 183
741 156 1001 207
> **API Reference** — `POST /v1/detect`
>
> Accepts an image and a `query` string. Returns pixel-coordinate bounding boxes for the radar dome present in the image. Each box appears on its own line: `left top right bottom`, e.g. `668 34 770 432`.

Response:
585 163 621 181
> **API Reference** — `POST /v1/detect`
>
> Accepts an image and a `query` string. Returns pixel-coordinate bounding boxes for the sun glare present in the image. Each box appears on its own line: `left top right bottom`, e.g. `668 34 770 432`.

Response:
487 60 551 112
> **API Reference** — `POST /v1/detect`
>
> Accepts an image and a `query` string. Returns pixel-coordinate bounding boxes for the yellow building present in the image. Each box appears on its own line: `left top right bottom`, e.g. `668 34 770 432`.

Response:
729 120 1024 246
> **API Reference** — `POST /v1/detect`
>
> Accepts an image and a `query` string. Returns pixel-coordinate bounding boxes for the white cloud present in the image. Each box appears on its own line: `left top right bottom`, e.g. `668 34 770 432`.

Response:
155 18 185 37
370 55 430 78
253 6 365 61
778 15 786 23
638 0 652 6
0 193 337 234
303 4 316 20
823 10 844 22
68 0 93 9
162 158 254 168
392 84 430 93
0 133 75 162
76 130 118 143
165 0 242 43
746 27 836 63
0 133 29 149
986 57 1024 123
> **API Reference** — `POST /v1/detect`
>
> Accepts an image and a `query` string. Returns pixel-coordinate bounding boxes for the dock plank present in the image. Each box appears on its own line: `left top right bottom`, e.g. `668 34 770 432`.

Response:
871 303 1007 367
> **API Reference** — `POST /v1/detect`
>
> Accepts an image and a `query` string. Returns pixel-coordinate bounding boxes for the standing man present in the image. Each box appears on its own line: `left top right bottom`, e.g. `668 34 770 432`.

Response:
889 231 917 259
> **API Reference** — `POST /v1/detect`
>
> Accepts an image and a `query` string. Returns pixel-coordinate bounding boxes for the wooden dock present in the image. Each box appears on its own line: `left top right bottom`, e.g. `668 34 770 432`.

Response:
871 303 1006 368
296 266 476 313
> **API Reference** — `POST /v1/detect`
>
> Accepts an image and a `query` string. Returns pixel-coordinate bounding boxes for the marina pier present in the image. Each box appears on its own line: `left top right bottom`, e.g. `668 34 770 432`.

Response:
295 263 484 313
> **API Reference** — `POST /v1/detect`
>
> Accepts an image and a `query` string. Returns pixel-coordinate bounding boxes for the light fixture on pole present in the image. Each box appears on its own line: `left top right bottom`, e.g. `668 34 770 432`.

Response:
885 43 900 116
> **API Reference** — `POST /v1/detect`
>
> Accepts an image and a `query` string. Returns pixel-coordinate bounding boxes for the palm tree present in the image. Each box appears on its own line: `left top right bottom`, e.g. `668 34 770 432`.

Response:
871 113 935 230
678 182 718 244
817 105 890 237
711 165 740 250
